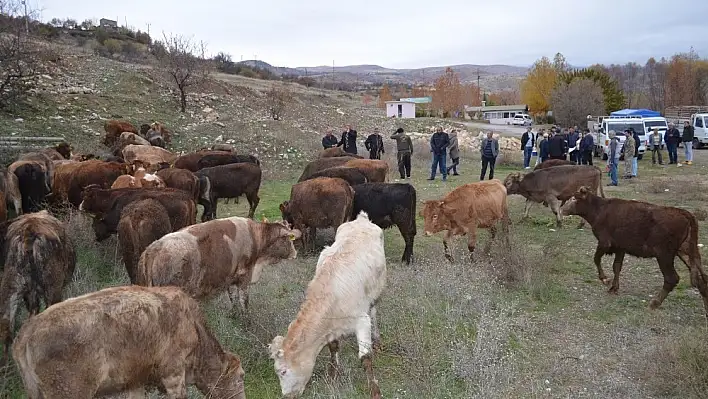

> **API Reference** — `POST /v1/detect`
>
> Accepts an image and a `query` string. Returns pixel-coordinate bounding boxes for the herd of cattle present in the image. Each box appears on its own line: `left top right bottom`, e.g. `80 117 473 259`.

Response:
0 119 707 398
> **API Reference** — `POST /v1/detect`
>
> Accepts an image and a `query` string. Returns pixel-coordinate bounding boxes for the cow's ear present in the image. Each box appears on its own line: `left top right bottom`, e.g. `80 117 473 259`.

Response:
279 202 288 213
262 215 269 223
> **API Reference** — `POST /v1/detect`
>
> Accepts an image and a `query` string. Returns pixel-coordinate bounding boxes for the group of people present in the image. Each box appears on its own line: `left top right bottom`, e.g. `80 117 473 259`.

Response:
520 125 596 168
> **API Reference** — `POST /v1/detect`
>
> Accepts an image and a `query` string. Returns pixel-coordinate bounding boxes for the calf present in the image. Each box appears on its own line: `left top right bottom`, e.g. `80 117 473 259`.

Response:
12 285 246 399
79 186 196 241
196 153 261 170
421 179 510 262
156 167 210 206
270 211 385 399
318 147 364 159
118 199 172 283
138 217 301 311
306 166 368 186
352 183 416 264
344 159 389 182
174 149 230 172
562 187 708 320
279 177 355 253
110 167 166 189
533 159 574 170
196 163 261 221
0 169 22 217
297 156 358 182
0 211 76 357
103 119 138 148
122 144 178 169
503 165 605 228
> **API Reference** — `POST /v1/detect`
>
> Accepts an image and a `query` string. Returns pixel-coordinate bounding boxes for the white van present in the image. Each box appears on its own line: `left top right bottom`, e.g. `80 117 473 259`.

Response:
511 114 533 126
594 116 647 160
642 117 668 149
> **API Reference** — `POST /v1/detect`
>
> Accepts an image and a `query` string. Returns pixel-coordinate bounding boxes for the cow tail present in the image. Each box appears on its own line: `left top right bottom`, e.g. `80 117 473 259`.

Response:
685 214 708 299
25 232 49 314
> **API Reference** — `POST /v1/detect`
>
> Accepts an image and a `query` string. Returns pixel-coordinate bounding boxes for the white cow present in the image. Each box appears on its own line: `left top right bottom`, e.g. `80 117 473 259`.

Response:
269 211 386 399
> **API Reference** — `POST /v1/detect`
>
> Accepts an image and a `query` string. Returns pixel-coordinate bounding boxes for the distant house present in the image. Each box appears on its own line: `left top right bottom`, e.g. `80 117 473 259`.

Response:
386 101 416 119
99 18 118 30
464 104 528 125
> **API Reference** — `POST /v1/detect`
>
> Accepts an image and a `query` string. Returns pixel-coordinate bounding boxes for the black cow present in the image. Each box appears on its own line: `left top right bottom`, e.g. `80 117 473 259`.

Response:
352 183 416 264
195 163 261 221
305 166 368 186
13 163 49 213
196 154 260 170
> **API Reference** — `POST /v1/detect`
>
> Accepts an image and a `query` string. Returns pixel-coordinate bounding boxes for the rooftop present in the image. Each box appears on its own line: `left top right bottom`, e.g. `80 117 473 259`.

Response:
465 104 527 112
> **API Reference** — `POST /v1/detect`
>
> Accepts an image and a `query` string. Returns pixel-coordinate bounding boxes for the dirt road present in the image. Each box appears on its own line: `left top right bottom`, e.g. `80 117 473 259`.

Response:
462 121 529 137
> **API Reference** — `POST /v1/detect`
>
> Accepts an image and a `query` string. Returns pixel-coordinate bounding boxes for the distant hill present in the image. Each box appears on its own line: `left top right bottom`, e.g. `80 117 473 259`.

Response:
235 60 528 91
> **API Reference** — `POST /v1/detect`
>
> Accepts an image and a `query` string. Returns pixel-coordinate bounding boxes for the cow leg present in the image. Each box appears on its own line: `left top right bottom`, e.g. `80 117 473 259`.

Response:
522 199 534 219
466 226 478 262
649 255 680 310
593 245 610 284
125 388 147 399
608 250 625 294
246 193 260 219
237 283 250 313
355 313 382 399
370 305 381 351
308 226 317 253
546 196 562 227
677 252 708 320
161 370 187 399
483 226 497 255
443 230 454 263
327 340 341 378
210 199 219 220
397 223 414 265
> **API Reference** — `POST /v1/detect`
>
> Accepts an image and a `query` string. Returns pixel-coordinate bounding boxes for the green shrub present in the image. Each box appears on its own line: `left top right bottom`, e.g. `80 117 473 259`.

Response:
95 28 109 44
103 39 122 54
121 41 140 57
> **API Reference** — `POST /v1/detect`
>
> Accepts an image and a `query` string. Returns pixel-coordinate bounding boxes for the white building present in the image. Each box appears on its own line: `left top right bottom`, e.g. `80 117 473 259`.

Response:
385 101 416 119
465 104 528 125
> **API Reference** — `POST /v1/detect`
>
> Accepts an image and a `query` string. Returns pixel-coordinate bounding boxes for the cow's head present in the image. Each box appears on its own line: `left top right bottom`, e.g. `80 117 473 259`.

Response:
92 217 112 242
78 184 105 212
278 201 294 226
561 186 591 217
420 200 452 236
54 142 73 159
259 220 302 264
503 172 523 195
269 335 314 398
205 351 246 399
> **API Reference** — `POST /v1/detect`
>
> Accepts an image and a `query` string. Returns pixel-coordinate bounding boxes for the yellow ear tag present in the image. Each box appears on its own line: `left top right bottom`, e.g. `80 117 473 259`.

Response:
288 233 296 241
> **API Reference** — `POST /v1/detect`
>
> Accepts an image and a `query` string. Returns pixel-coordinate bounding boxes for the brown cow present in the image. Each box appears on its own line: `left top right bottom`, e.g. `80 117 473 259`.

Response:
110 167 166 189
118 199 172 283
12 285 246 399
40 142 72 161
66 160 130 207
103 119 138 148
533 159 574 170
305 166 368 186
0 168 22 217
503 165 605 228
174 149 231 172
79 186 196 241
0 211 76 357
279 177 355 253
116 131 150 152
195 163 261 221
147 122 172 146
297 156 357 182
156 167 210 205
138 217 302 311
344 159 389 182
122 144 178 168
48 161 83 205
421 179 510 262
319 147 364 159
562 187 708 320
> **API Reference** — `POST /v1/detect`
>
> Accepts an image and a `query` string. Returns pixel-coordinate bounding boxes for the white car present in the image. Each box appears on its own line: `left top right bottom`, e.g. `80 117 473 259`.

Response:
511 114 533 126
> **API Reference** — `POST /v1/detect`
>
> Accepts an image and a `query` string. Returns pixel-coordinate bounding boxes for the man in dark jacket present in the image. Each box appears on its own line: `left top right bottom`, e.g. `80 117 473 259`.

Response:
567 127 580 164
548 130 568 160
428 127 450 181
322 129 338 149
631 128 640 177
337 124 358 154
579 129 594 165
665 122 681 164
682 121 695 165
391 127 413 179
364 128 385 160
520 127 535 169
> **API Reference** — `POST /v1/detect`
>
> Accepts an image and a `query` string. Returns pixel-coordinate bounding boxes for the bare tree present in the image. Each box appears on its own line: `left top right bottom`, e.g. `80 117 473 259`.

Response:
551 78 604 127
0 0 41 110
644 58 667 111
266 85 292 120
157 33 209 112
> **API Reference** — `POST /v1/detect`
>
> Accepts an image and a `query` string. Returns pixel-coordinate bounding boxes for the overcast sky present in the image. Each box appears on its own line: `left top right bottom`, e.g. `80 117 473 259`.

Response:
36 0 708 69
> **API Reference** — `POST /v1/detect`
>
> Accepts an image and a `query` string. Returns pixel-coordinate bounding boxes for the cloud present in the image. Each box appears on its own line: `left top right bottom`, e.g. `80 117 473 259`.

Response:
39 0 708 68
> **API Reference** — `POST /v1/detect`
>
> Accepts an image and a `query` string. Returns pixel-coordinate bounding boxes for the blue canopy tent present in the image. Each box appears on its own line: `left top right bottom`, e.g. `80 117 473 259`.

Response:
610 108 661 117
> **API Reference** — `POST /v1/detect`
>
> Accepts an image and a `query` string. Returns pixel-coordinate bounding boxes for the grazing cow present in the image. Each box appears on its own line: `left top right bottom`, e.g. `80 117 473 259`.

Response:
344 159 389 183
116 131 151 152
156 167 210 206
0 211 76 356
352 183 416 264
421 179 510 262
319 147 364 159
66 160 130 207
0 169 22 217
122 144 178 168
503 165 605 228
79 186 196 241
12 151 54 191
270 211 385 399
533 159 575 170
139 123 151 136
174 149 230 172
40 142 72 161
138 217 301 311
279 177 355 253
297 156 358 182
11 162 49 213
563 187 708 320
196 153 261 170
103 119 138 148
118 199 172 283
147 122 172 146
196 163 261 221
12 285 246 399
305 166 368 186
48 161 83 205
212 143 235 152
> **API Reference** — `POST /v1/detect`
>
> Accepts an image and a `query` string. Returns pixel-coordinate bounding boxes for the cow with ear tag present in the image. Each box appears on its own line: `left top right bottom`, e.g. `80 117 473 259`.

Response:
137 216 301 312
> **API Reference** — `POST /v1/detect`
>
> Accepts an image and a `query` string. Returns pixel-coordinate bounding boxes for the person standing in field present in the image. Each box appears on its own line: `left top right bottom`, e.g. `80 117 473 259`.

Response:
539 132 550 163
337 124 358 154
364 128 385 160
579 129 594 165
321 128 338 149
665 122 681 164
391 127 413 179
649 127 664 165
521 126 536 169
447 130 460 176
681 121 694 165
567 126 580 164
548 129 568 160
607 130 620 186
428 127 450 181
622 129 635 179
480 131 499 180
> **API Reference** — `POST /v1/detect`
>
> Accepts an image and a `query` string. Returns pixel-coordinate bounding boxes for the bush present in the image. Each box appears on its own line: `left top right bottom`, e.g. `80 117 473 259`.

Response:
95 28 109 45
103 38 122 54
121 41 140 58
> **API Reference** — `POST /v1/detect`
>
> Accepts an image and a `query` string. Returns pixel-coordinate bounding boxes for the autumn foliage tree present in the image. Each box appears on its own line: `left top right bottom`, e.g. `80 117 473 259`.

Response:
377 84 392 108
432 67 463 117
520 56 557 117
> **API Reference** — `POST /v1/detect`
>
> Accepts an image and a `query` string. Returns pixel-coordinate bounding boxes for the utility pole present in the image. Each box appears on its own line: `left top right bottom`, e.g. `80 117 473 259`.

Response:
146 23 150 37
331 60 335 91
22 0 28 34
477 68 481 105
